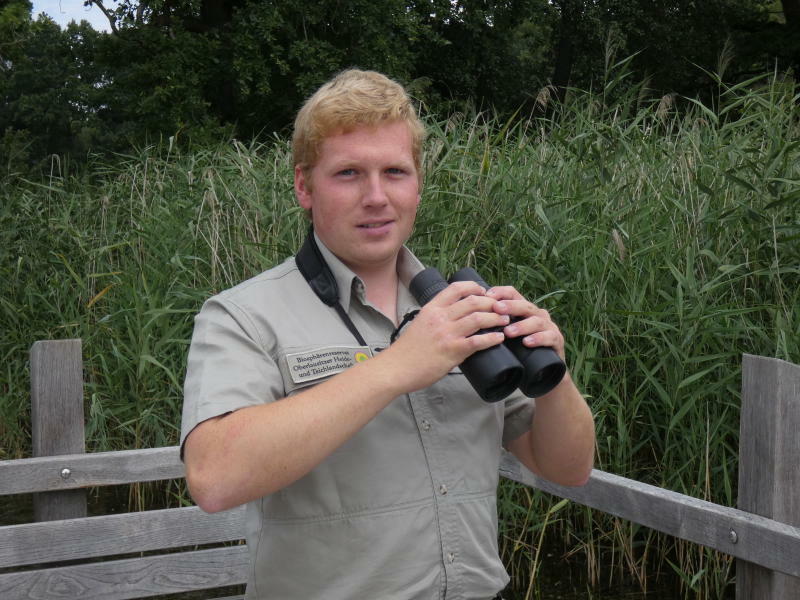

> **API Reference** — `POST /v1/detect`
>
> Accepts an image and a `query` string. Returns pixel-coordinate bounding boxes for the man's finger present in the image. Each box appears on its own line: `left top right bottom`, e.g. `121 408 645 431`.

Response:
426 280 486 307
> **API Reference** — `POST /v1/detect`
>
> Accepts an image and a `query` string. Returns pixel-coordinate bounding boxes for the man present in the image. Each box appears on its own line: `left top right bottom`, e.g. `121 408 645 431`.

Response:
181 69 594 600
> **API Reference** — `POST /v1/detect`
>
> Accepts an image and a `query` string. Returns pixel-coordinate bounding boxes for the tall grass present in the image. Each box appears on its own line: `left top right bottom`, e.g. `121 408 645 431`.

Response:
1 69 798 598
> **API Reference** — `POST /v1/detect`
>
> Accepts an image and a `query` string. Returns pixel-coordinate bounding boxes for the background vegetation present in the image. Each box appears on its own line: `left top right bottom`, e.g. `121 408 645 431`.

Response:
2 0 800 176
2 54 798 597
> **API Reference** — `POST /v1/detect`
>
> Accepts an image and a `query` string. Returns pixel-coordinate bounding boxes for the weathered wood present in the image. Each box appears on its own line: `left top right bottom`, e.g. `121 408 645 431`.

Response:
3 347 799 600
5 448 800 577
0 447 183 495
0 505 245 568
736 354 800 599
499 455 800 578
0 545 248 600
30 340 86 521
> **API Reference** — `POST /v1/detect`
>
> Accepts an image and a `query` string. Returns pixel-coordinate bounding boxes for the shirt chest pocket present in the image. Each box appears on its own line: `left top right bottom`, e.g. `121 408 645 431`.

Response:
431 367 484 404
277 344 374 396
427 367 505 433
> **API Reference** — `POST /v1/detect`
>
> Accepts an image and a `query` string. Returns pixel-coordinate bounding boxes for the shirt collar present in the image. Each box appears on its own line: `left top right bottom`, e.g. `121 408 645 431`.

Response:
396 246 425 318
312 232 426 317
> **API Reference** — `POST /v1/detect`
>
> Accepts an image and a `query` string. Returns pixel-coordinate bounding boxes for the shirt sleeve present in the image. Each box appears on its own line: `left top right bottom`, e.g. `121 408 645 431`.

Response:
180 294 284 456
501 391 535 447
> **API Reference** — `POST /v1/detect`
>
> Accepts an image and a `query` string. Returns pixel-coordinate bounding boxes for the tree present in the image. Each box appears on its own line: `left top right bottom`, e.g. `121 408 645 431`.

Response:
89 0 436 137
4 0 798 168
783 0 800 72
538 0 791 107
0 9 109 170
405 0 557 115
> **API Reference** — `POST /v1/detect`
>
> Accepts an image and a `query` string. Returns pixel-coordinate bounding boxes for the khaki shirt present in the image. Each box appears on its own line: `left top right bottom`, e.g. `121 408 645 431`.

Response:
181 236 535 600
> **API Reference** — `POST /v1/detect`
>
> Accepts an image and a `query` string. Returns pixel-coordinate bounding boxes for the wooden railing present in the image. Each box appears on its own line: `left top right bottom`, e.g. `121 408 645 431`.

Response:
1 340 798 599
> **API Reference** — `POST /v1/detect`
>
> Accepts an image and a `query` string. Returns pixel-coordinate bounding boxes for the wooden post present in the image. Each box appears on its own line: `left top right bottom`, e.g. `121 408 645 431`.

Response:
737 354 800 599
30 339 87 521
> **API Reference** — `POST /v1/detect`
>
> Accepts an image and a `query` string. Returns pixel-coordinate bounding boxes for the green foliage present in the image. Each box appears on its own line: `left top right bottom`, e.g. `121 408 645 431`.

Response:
4 0 798 170
92 24 230 147
227 0 430 135
0 136 302 456
0 14 100 169
412 0 559 114
0 0 31 45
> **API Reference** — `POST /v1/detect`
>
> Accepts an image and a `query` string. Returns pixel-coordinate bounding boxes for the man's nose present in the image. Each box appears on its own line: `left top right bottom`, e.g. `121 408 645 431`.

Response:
361 173 389 206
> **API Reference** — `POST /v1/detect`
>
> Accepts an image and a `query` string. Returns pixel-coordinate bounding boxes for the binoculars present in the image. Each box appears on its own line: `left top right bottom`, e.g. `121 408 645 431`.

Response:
409 267 566 403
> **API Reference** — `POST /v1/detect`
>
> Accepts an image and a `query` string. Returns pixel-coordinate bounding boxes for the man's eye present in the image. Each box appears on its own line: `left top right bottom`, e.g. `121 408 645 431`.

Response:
337 168 356 176
386 168 406 175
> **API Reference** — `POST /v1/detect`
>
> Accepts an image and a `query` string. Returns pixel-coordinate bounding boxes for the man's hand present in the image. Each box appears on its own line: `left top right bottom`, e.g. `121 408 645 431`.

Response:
484 285 595 487
383 280 510 393
486 285 566 360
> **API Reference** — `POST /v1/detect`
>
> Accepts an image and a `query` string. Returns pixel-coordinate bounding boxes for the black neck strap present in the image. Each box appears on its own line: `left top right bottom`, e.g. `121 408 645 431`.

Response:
295 228 368 347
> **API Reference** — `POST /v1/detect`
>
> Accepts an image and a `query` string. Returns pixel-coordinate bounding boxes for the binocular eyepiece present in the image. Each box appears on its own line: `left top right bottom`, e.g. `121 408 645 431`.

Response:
409 267 566 403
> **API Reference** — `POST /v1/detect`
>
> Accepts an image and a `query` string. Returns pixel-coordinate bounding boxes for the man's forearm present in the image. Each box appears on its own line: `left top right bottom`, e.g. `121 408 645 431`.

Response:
533 373 595 485
184 351 407 513
509 373 595 486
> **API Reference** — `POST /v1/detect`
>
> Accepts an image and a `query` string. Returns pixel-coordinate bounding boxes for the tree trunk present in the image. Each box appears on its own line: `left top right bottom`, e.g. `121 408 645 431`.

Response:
201 0 234 29
782 0 800 26
551 0 582 103
781 0 800 79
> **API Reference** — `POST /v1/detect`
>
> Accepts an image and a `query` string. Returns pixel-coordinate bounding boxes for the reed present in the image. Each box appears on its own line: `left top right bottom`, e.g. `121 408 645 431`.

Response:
1 68 797 598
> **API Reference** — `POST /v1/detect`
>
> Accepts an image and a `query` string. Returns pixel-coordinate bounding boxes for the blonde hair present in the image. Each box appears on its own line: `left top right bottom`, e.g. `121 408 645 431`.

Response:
292 69 426 176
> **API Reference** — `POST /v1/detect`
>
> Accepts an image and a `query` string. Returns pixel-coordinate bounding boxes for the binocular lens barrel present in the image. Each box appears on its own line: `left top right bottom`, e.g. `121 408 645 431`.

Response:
449 268 566 397
408 266 567 402
504 336 567 396
408 267 449 306
409 267 523 403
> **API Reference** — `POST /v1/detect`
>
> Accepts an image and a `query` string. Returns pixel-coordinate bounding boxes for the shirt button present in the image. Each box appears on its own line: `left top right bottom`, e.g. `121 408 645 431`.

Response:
439 484 448 495
421 419 431 431
447 552 456 563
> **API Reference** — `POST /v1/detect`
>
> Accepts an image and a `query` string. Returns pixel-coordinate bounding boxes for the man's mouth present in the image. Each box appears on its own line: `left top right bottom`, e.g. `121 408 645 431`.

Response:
359 221 392 229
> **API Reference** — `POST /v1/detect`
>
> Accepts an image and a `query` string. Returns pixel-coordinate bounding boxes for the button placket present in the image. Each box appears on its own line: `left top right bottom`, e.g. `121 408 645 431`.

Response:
408 393 457 595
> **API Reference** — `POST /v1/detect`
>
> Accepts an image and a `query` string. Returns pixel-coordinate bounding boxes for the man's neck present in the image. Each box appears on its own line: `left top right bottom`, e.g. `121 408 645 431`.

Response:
352 261 400 325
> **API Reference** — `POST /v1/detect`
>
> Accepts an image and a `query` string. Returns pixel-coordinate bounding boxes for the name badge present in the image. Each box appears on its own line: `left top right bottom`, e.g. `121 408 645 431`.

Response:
285 346 372 384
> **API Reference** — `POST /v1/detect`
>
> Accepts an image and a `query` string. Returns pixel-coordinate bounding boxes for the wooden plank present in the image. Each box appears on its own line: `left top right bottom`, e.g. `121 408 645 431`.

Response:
0 505 245 568
500 455 800 578
30 340 86 521
3 448 799 573
0 447 183 496
736 354 800 599
0 545 248 600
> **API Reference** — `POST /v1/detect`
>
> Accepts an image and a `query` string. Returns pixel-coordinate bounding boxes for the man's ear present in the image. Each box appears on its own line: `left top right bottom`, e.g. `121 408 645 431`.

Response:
295 165 312 211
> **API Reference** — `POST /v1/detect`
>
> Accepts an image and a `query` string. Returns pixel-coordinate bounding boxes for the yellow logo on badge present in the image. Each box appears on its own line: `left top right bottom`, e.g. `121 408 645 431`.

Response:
355 352 369 363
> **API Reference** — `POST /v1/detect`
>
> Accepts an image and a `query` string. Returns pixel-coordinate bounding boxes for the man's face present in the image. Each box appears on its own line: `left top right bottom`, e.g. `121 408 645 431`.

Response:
295 121 421 277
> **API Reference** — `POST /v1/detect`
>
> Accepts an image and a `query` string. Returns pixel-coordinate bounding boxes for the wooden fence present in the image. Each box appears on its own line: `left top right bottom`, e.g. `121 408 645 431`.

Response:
1 339 799 599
